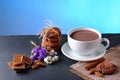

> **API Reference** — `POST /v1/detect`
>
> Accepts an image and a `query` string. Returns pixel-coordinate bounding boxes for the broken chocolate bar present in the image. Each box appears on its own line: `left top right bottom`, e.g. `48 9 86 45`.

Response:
13 54 25 66
8 61 27 73
8 54 45 73
21 56 32 65
8 61 26 70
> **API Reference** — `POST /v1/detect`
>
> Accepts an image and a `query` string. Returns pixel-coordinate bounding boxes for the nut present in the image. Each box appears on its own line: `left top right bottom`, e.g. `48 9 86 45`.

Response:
95 72 104 77
32 64 39 70
34 60 46 67
89 68 96 74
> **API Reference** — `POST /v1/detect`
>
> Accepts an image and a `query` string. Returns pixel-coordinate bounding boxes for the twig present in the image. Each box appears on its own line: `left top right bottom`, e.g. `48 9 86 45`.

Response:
30 40 37 47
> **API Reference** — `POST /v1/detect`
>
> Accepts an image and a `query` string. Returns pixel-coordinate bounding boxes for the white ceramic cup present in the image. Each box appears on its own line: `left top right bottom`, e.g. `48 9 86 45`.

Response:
68 28 110 56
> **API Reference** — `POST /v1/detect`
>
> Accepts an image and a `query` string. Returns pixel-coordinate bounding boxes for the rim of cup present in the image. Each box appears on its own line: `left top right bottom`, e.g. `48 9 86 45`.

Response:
68 27 101 42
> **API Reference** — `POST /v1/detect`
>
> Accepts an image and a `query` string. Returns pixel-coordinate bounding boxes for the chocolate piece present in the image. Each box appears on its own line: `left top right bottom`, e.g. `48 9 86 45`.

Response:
21 56 32 65
26 65 31 69
8 61 26 70
13 54 24 66
8 61 15 70
8 61 27 73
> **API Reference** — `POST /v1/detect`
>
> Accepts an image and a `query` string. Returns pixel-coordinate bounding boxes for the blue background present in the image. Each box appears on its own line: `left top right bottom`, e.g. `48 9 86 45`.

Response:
0 0 120 35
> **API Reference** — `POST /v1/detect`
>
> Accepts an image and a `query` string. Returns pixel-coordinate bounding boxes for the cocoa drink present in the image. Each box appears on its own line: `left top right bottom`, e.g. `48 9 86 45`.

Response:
70 30 99 41
68 28 110 56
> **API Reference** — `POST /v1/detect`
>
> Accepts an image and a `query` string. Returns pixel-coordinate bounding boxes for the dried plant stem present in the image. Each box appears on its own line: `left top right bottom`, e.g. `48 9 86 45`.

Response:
30 41 37 47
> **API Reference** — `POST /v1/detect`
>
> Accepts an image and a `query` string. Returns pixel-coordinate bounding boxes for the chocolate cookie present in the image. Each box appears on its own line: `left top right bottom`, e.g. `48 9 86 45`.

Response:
42 42 60 50
42 27 61 37
96 61 116 75
45 37 60 43
40 27 62 51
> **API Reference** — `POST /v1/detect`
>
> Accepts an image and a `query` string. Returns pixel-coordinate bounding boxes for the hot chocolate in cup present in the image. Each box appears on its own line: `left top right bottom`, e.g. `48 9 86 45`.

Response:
68 28 110 56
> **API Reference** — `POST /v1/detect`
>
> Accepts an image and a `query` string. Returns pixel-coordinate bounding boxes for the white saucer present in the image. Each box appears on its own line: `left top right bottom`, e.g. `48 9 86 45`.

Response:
61 42 106 61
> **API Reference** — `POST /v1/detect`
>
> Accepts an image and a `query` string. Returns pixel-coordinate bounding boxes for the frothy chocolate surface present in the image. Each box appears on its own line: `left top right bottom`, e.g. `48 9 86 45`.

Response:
70 30 99 41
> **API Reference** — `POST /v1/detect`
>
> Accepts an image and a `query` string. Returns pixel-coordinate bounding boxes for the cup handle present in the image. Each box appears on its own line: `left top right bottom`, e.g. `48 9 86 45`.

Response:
101 38 110 49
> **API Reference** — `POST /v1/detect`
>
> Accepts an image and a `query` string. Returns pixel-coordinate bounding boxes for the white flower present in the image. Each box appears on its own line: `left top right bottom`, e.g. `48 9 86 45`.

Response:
44 56 52 64
52 57 56 62
54 56 59 61
44 55 59 64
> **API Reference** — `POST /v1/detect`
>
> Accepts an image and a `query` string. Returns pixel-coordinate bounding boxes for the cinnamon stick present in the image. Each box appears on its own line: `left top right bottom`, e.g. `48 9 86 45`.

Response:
85 57 105 71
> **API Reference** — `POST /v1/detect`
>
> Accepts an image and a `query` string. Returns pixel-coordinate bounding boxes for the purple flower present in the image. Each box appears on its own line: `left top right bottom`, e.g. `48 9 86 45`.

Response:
30 55 37 61
31 45 47 61
37 48 47 60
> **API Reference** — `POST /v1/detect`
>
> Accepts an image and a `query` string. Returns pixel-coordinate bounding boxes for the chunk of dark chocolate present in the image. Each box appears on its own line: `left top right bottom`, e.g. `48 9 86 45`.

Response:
8 61 26 70
13 54 24 66
21 56 32 65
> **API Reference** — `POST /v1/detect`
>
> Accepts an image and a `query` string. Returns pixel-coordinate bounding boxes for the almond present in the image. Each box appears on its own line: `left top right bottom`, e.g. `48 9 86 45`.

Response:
95 72 104 77
89 68 96 74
